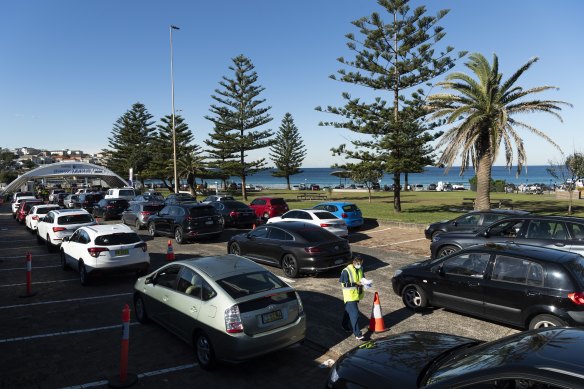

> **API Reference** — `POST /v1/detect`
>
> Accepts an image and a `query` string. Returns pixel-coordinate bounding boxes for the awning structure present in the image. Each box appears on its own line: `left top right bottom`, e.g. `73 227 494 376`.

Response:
1 162 129 193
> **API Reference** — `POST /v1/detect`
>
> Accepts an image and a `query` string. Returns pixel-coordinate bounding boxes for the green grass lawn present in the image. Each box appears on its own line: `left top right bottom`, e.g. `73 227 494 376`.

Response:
156 188 584 225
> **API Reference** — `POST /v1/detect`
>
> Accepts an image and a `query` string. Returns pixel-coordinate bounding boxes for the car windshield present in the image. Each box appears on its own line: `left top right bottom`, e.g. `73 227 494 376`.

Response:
216 271 286 299
57 214 94 225
143 205 164 212
95 233 141 246
227 201 251 209
342 204 359 212
295 227 337 243
314 211 338 220
188 207 216 217
38 207 58 214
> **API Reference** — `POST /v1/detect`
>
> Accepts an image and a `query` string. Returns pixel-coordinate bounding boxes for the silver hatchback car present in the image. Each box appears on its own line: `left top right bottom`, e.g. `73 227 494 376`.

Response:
133 255 306 369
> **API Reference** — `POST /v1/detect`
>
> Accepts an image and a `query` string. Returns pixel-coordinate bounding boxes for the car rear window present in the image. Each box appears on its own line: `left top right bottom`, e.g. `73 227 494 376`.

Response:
144 204 164 212
188 207 217 217
119 190 135 196
295 227 338 243
108 200 128 206
57 214 94 225
314 211 338 220
228 201 251 209
38 207 59 214
269 198 287 206
216 271 286 299
95 233 141 246
565 257 584 288
342 204 359 212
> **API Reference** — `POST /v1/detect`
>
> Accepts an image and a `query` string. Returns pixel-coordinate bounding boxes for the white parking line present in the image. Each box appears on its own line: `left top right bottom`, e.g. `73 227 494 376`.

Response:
0 322 139 343
0 253 57 259
0 279 77 288
0 245 45 251
0 293 132 310
369 237 426 248
59 364 197 389
278 276 295 283
0 265 61 272
364 227 393 234
0 239 37 243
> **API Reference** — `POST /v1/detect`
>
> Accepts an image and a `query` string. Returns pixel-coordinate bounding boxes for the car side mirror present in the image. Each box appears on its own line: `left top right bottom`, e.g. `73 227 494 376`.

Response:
62 236 70 242
144 276 155 285
435 265 445 276
452 221 458 227
482 230 490 238
247 233 255 240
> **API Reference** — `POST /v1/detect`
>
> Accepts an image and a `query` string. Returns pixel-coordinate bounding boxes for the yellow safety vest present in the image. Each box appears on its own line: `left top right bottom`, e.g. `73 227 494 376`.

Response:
341 264 364 303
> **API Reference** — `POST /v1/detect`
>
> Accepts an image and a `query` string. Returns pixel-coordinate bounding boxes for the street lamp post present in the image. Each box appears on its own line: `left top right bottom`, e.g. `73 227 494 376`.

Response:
170 25 180 193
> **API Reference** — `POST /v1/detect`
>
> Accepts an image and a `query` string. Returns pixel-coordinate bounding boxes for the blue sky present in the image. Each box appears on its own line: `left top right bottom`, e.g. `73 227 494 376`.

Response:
1 0 582 168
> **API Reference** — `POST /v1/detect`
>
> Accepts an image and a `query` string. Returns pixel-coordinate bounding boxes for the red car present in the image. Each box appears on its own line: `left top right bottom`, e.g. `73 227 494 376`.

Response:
249 197 289 220
15 199 45 223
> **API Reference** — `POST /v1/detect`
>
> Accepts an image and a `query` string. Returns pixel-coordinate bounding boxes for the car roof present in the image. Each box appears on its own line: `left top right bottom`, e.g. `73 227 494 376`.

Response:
263 220 331 232
180 255 266 280
83 224 134 235
316 201 356 206
468 209 530 215
33 204 60 209
50 208 91 215
462 243 582 264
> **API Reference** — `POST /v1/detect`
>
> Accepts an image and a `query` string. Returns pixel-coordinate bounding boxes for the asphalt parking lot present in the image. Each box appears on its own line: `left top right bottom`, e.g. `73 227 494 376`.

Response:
0 205 518 388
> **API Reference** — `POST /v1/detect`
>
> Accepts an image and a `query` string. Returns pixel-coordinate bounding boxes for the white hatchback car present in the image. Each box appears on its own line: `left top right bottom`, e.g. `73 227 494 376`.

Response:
25 204 61 232
61 224 150 285
267 209 348 238
36 209 97 252
11 196 37 215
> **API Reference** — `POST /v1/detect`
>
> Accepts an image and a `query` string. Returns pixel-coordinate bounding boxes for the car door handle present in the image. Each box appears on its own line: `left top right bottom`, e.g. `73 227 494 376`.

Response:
467 282 480 287
527 291 540 296
190 306 198 314
163 295 169 302
554 243 565 247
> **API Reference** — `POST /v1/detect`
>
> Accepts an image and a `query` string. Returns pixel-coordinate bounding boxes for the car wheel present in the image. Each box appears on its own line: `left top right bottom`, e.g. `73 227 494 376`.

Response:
402 284 428 311
529 314 567 330
134 294 149 323
229 242 241 255
135 219 142 230
148 223 157 237
431 230 443 240
79 262 90 286
281 254 299 278
60 250 69 270
437 245 458 258
194 332 216 370
174 227 184 244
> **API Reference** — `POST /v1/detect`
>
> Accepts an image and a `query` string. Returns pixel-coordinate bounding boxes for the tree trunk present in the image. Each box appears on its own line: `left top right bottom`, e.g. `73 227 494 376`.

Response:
393 173 402 212
368 187 372 203
404 173 409 191
475 153 493 210
241 175 247 201
286 176 291 190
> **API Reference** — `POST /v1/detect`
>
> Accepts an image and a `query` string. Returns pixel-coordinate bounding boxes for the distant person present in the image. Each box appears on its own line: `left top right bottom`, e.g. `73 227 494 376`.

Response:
340 256 366 340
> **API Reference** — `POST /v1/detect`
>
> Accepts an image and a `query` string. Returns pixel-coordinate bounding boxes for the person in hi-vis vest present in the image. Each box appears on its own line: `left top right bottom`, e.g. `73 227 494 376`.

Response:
340 256 365 340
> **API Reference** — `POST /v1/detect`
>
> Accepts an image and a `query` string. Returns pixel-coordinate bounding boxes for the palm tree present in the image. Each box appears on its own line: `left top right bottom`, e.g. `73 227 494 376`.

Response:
178 148 206 200
428 53 571 209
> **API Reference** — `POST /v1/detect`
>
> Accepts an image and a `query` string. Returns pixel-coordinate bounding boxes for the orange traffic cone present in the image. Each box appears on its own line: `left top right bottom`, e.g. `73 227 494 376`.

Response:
166 240 175 261
368 292 389 333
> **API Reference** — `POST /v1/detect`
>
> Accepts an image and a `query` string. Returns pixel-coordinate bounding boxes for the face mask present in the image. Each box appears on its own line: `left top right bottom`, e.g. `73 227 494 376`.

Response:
354 264 362 269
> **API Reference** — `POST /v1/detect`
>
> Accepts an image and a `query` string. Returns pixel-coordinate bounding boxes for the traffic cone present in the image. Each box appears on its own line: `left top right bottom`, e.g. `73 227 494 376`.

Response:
166 240 175 261
368 292 389 333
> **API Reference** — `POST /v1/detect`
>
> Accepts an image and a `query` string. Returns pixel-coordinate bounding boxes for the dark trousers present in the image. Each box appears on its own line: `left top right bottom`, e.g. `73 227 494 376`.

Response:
342 301 361 337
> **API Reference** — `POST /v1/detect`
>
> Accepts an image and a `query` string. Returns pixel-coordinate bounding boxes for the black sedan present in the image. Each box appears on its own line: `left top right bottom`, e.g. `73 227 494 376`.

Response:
227 221 352 278
210 200 258 228
92 199 129 221
148 203 223 244
430 215 584 258
392 243 584 329
326 327 584 389
424 209 529 240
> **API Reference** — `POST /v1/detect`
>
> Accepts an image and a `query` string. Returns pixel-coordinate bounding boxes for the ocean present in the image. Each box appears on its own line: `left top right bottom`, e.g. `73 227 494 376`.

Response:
145 166 558 190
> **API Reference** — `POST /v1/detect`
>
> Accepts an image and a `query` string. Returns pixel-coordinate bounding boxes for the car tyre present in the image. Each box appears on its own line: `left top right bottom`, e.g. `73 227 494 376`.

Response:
281 254 299 278
529 314 567 330
229 242 241 255
402 284 428 311
134 294 149 323
79 262 90 286
60 250 69 270
437 245 458 258
194 332 216 370
148 223 157 237
175 227 184 244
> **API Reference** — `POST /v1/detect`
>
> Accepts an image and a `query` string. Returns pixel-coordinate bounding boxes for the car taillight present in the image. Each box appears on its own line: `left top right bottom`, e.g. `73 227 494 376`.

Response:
341 213 348 218
87 247 109 258
52 227 66 232
320 223 332 227
230 211 238 218
568 292 584 305
139 212 151 217
135 242 147 252
32 216 39 220
106 205 114 209
225 305 244 333
305 246 322 254
296 292 304 316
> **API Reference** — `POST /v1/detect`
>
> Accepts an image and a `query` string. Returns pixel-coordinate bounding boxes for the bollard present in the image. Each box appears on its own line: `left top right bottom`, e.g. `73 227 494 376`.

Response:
19 252 37 298
108 304 138 388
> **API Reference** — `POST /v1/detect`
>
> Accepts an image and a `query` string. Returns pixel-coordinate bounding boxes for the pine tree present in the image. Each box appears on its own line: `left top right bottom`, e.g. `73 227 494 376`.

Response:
105 102 155 187
269 113 307 190
205 55 273 201
204 120 239 189
146 114 195 192
317 0 465 212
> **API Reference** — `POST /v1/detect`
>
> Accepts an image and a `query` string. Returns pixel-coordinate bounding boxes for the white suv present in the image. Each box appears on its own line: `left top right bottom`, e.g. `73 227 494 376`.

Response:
25 204 61 232
36 209 97 252
61 224 150 285
12 196 37 215
105 188 136 200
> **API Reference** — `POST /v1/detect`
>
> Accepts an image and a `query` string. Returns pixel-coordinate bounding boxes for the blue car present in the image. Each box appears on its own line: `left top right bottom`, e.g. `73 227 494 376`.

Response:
313 201 363 229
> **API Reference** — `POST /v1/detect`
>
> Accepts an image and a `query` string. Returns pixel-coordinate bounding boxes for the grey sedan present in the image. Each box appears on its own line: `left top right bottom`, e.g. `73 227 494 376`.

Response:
133 255 306 370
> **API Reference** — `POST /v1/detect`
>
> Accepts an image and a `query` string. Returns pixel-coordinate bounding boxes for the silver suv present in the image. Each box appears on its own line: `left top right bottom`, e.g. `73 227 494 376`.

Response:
133 255 306 370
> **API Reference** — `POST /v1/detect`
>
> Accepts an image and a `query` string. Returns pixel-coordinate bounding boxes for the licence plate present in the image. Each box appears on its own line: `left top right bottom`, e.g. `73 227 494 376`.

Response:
262 310 283 324
205 220 213 225
335 259 344 265
115 249 129 256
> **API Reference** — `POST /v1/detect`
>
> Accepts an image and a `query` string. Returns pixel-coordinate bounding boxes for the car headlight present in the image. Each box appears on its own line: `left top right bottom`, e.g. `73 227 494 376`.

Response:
393 269 402 278
329 364 340 384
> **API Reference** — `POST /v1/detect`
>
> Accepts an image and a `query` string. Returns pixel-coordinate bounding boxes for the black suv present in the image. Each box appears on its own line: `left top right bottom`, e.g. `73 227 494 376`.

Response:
163 193 197 205
392 243 584 329
78 193 104 211
147 203 223 244
92 199 130 221
424 209 530 240
430 215 584 258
